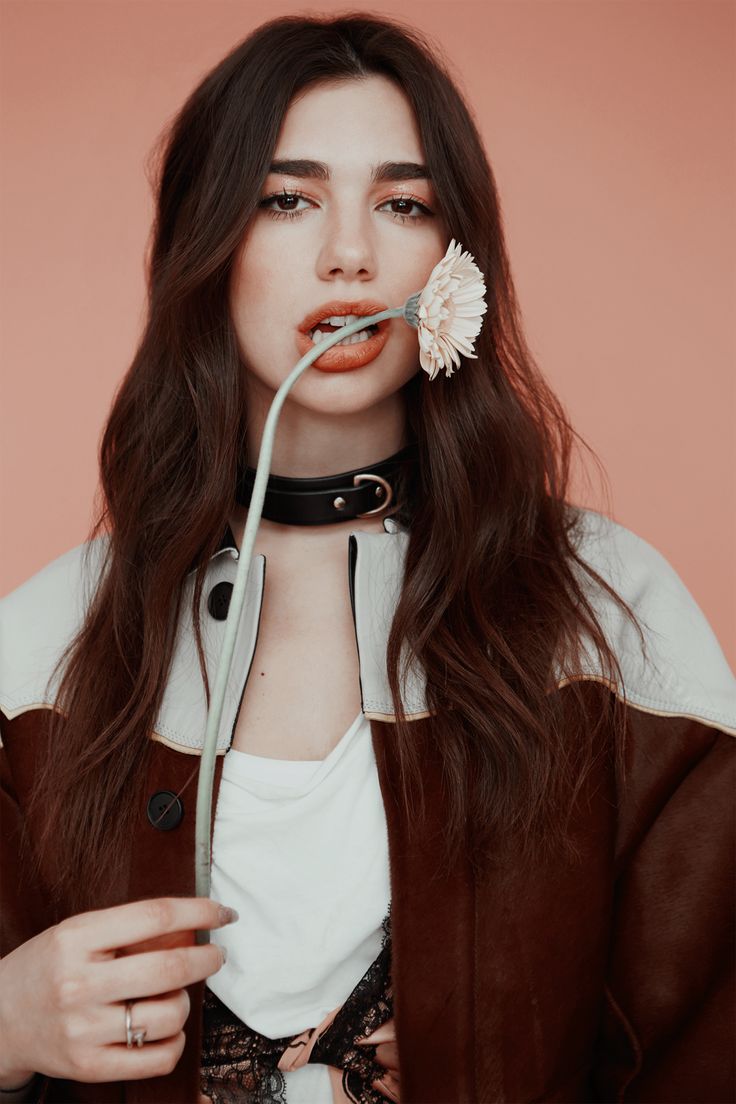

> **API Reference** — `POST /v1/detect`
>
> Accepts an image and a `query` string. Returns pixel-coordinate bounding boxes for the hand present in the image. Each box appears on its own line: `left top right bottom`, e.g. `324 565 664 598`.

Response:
0 897 237 1086
356 1017 400 1102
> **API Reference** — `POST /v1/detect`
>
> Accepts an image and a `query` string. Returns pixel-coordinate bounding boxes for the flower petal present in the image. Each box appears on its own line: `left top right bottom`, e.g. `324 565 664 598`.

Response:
415 239 487 378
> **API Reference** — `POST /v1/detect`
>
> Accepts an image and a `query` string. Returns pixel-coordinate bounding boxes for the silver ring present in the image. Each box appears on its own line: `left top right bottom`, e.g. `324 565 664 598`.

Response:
125 1000 148 1048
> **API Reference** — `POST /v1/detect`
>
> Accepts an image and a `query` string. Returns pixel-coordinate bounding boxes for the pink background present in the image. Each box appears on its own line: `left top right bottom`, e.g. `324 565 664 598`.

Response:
1 1 734 666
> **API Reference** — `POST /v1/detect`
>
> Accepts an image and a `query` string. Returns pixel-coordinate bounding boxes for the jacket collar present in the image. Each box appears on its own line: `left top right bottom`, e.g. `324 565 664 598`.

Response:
148 508 736 751
154 513 431 754
1 509 734 754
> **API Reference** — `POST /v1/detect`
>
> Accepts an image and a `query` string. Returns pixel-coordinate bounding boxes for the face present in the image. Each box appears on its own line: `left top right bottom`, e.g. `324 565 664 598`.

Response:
229 74 449 424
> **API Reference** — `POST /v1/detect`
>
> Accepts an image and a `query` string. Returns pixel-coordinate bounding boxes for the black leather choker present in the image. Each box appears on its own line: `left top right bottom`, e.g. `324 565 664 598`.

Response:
235 442 418 526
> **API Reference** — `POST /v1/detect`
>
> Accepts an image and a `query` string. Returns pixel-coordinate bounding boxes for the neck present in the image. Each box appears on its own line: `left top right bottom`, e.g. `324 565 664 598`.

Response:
243 376 410 476
234 440 416 531
229 502 392 554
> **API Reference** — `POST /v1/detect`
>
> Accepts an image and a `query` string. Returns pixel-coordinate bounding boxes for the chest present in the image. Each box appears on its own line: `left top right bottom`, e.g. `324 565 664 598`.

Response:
229 558 363 760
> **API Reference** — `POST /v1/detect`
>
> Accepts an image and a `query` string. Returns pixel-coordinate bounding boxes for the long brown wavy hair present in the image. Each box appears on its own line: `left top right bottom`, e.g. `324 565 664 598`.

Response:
23 11 645 916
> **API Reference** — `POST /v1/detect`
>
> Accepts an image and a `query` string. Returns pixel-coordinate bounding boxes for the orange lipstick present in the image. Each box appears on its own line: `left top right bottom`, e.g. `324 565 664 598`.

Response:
297 298 391 373
295 320 390 372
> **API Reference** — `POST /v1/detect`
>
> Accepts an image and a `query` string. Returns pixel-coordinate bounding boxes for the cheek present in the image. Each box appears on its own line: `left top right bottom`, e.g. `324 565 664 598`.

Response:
233 267 275 317
394 316 421 366
230 231 285 319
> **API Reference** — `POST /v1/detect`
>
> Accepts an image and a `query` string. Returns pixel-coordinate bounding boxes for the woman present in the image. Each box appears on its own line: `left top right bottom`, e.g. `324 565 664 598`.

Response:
0 12 734 1104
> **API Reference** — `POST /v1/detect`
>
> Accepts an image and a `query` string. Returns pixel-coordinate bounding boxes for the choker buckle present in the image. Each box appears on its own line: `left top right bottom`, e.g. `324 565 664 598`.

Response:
352 473 394 518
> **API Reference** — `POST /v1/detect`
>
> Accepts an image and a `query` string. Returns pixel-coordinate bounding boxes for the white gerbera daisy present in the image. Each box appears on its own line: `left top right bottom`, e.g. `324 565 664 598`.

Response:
403 239 488 380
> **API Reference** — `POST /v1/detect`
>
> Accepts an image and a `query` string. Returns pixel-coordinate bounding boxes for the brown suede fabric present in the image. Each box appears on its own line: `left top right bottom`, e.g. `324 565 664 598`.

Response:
1 682 734 1103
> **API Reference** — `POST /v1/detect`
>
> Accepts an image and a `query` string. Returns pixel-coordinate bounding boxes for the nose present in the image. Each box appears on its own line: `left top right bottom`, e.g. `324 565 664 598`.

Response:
316 204 376 283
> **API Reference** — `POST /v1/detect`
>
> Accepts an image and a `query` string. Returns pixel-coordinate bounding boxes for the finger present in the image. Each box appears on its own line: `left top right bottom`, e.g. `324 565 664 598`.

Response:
92 943 226 1003
374 1041 399 1072
91 1032 187 1083
116 929 195 958
87 990 191 1049
63 898 237 956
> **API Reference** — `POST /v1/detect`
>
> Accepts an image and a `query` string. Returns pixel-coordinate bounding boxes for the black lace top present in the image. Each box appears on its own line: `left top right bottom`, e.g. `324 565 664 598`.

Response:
200 905 394 1104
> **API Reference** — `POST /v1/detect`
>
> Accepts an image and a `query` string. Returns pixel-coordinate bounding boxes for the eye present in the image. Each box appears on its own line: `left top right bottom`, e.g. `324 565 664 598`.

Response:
258 190 312 220
378 195 434 224
258 189 435 224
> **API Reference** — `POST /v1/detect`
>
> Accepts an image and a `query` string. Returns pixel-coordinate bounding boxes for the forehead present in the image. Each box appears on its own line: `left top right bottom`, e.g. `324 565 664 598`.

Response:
274 75 425 163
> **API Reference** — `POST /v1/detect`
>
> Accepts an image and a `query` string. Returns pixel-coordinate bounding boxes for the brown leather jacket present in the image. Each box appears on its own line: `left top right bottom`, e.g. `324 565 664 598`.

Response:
1 508 735 1102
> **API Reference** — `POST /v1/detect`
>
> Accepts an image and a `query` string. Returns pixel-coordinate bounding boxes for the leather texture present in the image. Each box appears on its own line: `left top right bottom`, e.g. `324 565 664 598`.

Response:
1 507 735 1102
234 443 419 526
1 694 733 1102
1 507 734 741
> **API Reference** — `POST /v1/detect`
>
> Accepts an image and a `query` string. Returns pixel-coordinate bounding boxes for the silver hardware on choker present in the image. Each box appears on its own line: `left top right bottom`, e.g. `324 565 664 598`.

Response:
234 442 417 526
354 473 393 517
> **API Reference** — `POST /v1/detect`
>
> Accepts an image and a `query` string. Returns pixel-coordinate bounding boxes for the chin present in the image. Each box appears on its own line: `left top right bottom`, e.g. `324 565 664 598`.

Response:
301 364 415 406
290 385 394 418
245 344 418 410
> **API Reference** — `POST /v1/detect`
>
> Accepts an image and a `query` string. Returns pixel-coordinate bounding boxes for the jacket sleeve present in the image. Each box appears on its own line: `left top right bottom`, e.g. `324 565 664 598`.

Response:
0 710 52 1104
590 706 735 1103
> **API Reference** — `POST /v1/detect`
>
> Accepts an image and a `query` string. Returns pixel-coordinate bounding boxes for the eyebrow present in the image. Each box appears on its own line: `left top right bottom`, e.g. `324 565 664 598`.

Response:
268 159 432 184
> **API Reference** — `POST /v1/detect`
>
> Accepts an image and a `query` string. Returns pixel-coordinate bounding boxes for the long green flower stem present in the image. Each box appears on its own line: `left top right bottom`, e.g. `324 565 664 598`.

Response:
194 303 410 944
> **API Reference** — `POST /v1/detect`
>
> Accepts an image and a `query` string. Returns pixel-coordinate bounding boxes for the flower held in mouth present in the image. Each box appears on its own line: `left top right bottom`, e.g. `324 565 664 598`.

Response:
405 238 488 380
194 239 487 912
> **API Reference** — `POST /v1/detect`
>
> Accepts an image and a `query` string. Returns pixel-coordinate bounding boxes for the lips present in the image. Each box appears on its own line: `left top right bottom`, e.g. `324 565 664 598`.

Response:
296 321 390 373
297 298 389 335
296 298 391 373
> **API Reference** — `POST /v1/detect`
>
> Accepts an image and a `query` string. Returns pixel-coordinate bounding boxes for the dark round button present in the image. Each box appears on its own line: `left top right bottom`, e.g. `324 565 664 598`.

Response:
146 790 184 831
207 581 233 621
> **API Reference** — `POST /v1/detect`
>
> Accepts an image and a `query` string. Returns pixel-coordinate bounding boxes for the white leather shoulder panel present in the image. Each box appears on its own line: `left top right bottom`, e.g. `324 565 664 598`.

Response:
156 550 265 753
354 510 736 734
562 507 736 734
349 523 429 721
2 509 733 746
0 539 266 754
0 537 109 722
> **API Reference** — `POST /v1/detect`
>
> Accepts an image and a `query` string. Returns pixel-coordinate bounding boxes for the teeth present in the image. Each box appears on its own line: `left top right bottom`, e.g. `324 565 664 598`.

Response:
309 317 379 346
322 314 360 325
311 328 373 346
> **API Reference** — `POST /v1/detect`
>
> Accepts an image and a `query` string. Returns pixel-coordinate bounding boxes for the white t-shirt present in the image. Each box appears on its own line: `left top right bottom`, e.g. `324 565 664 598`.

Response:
206 710 391 1103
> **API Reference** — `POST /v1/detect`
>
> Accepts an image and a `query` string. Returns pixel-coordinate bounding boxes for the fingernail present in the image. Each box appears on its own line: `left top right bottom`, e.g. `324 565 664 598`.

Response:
221 945 227 964
218 905 239 925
